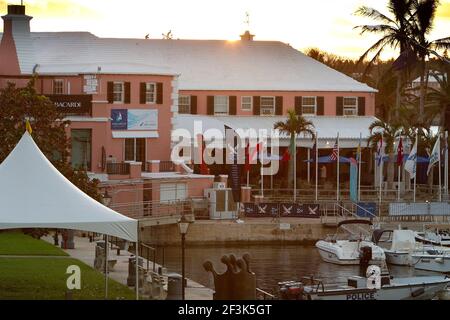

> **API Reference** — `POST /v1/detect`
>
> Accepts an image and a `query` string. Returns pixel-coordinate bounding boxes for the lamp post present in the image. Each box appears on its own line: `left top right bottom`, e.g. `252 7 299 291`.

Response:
177 214 192 300
102 189 112 300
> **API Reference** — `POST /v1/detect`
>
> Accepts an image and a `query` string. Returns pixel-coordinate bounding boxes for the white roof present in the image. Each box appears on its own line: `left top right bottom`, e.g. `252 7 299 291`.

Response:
412 73 446 83
0 132 138 241
1 31 376 92
173 114 378 148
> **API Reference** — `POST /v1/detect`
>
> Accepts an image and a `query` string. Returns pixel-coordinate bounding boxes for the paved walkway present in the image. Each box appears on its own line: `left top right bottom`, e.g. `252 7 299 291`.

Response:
42 235 213 300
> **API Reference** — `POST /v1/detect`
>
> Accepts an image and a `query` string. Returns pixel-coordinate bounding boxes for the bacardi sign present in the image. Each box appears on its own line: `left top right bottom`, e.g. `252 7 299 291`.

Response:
46 94 92 114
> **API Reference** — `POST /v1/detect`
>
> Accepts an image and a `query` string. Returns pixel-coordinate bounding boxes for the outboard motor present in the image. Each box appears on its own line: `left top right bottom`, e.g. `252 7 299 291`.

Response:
359 246 372 276
278 281 304 300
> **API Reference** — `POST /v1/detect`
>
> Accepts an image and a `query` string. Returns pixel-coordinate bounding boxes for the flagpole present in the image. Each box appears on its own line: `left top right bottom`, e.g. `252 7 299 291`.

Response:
397 137 401 202
439 132 442 202
307 148 310 184
358 132 362 202
445 131 448 200
336 132 340 201
413 132 417 203
379 151 382 210
294 133 297 202
261 148 264 198
247 170 250 187
315 133 319 202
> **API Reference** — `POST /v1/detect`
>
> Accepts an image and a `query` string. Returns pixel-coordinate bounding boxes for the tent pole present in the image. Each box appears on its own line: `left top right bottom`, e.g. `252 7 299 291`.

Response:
105 234 108 300
136 225 139 300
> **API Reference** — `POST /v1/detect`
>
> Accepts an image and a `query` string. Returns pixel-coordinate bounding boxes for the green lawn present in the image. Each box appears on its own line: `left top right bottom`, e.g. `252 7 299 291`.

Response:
0 231 135 300
0 232 68 256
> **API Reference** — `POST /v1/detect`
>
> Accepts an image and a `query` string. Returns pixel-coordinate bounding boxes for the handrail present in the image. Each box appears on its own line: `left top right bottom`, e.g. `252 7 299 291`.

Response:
256 288 276 300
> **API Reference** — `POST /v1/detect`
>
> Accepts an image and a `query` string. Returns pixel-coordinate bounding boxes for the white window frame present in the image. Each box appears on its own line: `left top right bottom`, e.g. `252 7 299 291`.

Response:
241 96 252 111
113 81 124 103
260 96 275 116
343 96 358 116
160 183 187 203
53 79 64 95
302 96 317 115
145 82 156 104
214 96 229 115
178 95 191 114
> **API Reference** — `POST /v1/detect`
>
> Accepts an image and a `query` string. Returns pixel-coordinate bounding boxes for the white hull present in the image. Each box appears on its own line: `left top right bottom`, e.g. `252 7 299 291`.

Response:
385 250 412 266
413 255 450 273
316 240 385 266
305 277 450 300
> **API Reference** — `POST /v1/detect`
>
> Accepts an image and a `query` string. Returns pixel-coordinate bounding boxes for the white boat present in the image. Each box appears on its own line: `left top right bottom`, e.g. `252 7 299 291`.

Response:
416 230 450 247
383 230 420 266
295 275 450 300
412 250 450 273
316 219 386 266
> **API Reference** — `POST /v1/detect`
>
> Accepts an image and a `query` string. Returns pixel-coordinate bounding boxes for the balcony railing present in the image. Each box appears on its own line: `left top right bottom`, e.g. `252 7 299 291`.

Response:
160 161 175 172
106 162 130 175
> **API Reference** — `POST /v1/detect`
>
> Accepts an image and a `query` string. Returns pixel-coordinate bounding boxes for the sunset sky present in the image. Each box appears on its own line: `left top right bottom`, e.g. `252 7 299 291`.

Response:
1 0 449 59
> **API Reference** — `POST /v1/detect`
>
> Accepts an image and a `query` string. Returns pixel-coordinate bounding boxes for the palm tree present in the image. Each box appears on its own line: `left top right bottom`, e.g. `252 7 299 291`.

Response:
274 110 315 189
367 120 403 189
409 0 450 115
354 0 416 119
425 68 450 129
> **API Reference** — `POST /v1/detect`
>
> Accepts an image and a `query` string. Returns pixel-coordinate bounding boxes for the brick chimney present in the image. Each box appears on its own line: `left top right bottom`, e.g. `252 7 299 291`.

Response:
0 5 33 75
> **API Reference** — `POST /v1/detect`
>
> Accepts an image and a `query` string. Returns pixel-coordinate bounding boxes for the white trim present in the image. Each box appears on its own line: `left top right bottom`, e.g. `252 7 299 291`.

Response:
112 131 159 138
241 96 252 111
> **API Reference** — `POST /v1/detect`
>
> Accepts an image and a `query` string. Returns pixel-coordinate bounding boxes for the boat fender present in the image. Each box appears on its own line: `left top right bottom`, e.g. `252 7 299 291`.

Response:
411 287 425 298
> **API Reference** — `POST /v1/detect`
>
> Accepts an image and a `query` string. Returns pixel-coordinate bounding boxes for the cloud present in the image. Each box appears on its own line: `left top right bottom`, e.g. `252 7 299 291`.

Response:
436 2 450 20
0 0 98 18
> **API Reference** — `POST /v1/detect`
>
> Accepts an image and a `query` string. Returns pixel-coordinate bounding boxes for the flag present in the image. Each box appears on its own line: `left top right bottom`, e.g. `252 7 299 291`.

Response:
397 137 404 166
26 119 32 134
311 141 317 163
349 157 358 202
427 137 440 176
244 142 250 172
249 141 263 162
376 139 384 167
329 138 338 161
282 134 296 162
405 139 418 178
200 139 209 174
224 125 241 202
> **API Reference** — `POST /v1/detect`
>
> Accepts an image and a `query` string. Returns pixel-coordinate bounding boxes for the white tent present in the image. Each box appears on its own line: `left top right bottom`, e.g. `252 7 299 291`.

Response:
0 132 138 242
0 131 140 299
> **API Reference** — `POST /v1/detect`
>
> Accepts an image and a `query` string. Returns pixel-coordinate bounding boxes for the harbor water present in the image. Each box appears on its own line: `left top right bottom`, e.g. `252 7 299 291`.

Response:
160 245 437 293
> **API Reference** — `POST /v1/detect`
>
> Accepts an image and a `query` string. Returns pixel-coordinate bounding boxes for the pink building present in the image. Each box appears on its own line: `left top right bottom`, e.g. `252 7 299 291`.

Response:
0 5 379 210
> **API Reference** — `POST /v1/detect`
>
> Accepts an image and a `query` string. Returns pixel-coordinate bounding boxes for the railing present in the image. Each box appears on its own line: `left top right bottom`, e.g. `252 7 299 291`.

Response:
106 162 130 175
110 199 193 220
160 161 175 172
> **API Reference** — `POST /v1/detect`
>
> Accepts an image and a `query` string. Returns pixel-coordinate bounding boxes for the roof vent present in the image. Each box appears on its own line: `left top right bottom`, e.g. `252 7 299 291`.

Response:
240 30 254 41
7 5 26 15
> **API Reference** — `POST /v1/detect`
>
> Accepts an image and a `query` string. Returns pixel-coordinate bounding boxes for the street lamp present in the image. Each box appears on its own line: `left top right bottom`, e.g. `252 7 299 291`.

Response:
102 189 112 207
177 214 192 300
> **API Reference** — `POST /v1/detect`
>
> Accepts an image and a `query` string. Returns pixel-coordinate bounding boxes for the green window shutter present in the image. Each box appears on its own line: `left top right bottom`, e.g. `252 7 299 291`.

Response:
295 96 302 115
190 95 197 114
229 96 237 115
207 96 214 115
124 82 131 104
156 82 163 104
275 96 283 115
358 97 366 116
253 96 260 115
336 97 343 116
139 83 146 104
317 96 324 115
107 82 114 103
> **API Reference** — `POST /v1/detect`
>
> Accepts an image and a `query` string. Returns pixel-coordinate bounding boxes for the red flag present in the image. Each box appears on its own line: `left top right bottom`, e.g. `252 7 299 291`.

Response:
244 142 250 172
397 137 403 166
281 148 291 162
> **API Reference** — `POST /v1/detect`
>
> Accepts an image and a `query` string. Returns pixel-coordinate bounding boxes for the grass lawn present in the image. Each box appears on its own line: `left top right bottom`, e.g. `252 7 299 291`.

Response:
0 231 68 256
0 231 135 299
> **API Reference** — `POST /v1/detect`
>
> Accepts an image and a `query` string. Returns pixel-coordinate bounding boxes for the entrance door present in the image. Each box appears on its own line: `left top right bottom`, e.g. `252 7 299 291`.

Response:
71 129 92 170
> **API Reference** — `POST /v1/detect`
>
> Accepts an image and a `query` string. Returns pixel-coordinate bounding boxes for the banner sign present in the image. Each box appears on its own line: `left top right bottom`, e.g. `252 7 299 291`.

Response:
357 202 377 217
111 109 158 131
47 94 92 114
244 203 320 218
